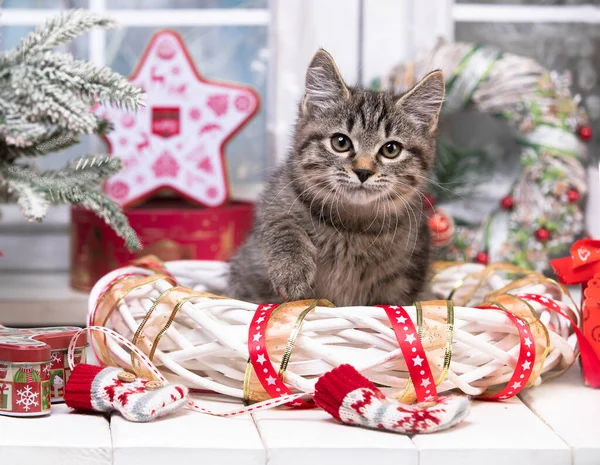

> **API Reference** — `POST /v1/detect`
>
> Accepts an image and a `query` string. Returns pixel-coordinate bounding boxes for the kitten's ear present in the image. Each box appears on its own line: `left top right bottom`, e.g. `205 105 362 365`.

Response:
397 70 445 132
301 49 350 113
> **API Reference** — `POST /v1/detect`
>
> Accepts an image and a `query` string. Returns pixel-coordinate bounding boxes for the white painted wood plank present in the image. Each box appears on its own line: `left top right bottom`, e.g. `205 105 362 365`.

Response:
453 4 600 24
362 0 454 87
111 394 265 465
0 403 112 465
0 272 88 326
362 0 412 87
413 398 571 465
0 204 70 228
270 0 360 163
0 234 70 271
253 406 417 465
520 366 600 465
413 0 455 52
0 8 270 26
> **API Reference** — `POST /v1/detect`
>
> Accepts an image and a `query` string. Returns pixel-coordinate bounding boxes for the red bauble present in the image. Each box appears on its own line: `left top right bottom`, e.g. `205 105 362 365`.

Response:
427 210 454 247
578 125 592 141
476 251 489 265
535 227 551 243
500 195 514 211
567 188 580 203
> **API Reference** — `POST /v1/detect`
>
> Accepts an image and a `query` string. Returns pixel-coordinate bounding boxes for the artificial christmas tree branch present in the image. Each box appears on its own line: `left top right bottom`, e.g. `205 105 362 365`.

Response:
0 10 145 250
9 11 115 65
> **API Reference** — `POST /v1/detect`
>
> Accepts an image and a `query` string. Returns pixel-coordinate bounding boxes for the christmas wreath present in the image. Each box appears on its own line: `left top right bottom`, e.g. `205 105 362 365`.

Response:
376 42 590 274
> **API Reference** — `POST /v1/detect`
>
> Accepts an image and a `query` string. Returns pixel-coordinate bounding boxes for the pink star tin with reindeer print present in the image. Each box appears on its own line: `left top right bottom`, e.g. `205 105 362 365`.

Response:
96 29 259 209
0 325 87 416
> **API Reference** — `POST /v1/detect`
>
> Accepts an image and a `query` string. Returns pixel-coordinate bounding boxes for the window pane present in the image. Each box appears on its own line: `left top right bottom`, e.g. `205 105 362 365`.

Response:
2 0 88 7
105 0 267 8
455 0 600 4
106 26 268 185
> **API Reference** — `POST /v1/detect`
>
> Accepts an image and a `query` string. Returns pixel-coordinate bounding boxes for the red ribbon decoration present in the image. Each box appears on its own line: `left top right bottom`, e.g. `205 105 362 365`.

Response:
550 239 600 288
516 293 600 388
475 306 535 400
550 239 600 388
378 305 439 402
247 304 315 408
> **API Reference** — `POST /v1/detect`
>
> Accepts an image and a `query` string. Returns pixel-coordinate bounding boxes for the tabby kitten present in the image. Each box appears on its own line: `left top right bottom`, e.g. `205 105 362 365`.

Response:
228 49 445 306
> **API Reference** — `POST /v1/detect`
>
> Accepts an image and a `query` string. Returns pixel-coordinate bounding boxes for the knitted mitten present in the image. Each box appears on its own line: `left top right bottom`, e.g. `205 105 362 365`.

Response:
64 364 188 422
314 364 470 434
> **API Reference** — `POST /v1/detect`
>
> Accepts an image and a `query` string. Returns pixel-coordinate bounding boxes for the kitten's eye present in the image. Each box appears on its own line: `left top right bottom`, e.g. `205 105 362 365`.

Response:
380 141 402 159
330 134 352 153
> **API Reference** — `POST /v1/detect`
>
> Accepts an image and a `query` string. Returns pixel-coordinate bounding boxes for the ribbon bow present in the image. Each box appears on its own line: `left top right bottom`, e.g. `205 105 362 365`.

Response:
551 239 600 388
551 239 600 285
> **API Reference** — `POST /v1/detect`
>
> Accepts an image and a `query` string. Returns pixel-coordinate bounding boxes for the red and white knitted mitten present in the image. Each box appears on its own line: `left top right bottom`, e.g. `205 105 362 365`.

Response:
64 364 188 422
314 364 470 434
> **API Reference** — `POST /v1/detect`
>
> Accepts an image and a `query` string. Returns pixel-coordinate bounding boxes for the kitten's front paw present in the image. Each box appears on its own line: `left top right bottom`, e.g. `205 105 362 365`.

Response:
269 260 315 301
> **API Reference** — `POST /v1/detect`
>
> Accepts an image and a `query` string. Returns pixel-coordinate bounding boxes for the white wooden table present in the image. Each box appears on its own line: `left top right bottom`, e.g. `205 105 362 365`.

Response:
0 366 597 465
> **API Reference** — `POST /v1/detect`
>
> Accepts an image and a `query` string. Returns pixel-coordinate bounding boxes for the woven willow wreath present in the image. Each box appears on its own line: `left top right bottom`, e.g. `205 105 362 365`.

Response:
87 259 579 404
379 42 590 273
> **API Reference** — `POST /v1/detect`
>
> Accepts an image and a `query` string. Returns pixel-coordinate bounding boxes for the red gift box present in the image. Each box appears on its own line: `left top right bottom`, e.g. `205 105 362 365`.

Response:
70 199 254 291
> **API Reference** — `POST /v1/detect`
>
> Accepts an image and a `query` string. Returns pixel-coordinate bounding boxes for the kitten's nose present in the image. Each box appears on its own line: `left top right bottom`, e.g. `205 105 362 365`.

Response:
353 168 374 183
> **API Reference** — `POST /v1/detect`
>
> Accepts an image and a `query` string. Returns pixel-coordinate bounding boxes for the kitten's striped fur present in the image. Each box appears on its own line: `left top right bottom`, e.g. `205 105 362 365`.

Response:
228 50 444 306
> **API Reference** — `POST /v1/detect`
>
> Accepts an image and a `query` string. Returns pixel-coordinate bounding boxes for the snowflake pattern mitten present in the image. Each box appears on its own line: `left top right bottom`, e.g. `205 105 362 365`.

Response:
64 364 188 422
314 364 470 434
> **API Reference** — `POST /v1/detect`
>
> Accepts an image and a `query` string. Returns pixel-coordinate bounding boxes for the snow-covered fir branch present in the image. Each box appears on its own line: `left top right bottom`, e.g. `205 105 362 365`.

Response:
0 10 144 250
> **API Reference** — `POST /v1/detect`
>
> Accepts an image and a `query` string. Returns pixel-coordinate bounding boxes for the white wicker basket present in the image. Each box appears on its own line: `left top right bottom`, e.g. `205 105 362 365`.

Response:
86 260 579 403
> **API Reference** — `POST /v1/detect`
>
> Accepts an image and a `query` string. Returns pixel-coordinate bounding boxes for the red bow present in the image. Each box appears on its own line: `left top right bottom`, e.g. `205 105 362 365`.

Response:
551 239 600 285
551 239 600 388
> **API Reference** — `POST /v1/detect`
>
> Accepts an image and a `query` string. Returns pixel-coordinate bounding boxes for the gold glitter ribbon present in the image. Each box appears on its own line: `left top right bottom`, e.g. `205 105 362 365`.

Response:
242 299 335 404
398 300 454 403
130 287 230 379
92 274 175 368
278 299 335 378
481 294 550 393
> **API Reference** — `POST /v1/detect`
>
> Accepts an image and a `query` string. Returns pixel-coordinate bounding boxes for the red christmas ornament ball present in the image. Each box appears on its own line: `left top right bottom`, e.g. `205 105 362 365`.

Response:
567 188 580 203
500 195 514 210
476 251 489 265
535 227 551 243
578 125 592 141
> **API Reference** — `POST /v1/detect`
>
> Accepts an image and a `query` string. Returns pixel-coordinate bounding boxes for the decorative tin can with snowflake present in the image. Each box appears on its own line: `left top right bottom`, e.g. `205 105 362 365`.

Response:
0 325 87 416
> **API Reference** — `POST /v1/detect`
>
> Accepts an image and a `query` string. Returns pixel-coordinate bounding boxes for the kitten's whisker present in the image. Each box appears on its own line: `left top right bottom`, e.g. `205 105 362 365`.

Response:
319 184 337 229
389 188 418 258
386 191 400 247
411 173 464 201
367 192 388 249
287 178 333 214
308 181 335 231
268 173 325 208
362 192 380 233
328 187 344 238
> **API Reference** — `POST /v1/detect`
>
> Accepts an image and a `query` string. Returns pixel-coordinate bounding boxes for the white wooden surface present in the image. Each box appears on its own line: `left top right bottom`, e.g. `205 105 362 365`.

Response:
521 367 600 465
0 403 112 465
111 394 264 465
413 398 570 465
253 406 417 465
0 365 597 464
